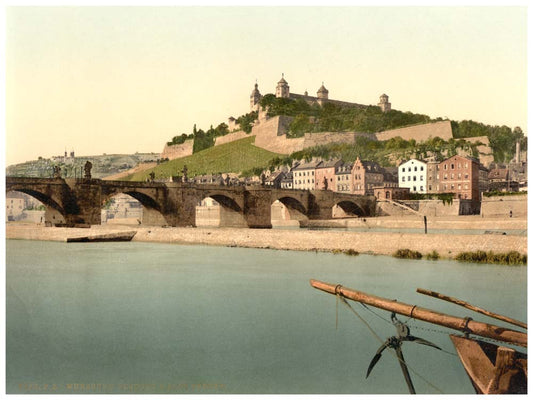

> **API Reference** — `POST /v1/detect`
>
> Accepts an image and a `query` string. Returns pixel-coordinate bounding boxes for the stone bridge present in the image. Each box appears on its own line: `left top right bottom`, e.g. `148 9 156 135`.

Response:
6 177 376 228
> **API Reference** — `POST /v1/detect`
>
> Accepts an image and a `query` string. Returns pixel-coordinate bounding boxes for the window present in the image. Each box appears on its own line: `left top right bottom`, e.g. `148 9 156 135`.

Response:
407 176 411 181
402 168 405 172
465 184 469 189
451 173 454 179
428 185 432 191
444 174 447 180
408 167 411 172
458 164 461 169
451 184 454 189
465 174 469 179
420 186 423 191
413 176 417 181
414 167 417 172
402 177 405 182
421 166 424 171
458 184 461 189
451 164 455 170
420 175 423 181
444 164 447 170
458 173 461 179
413 186 416 191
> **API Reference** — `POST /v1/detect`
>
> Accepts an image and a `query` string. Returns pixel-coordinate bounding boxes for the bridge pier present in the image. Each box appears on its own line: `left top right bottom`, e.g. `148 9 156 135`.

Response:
243 190 272 229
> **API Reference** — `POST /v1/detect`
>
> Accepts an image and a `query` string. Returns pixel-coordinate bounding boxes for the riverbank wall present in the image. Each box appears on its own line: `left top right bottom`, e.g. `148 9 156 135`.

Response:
6 220 527 259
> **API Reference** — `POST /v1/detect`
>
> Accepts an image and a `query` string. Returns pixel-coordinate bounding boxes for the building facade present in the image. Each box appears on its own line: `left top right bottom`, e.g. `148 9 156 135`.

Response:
335 162 353 193
351 158 385 195
437 155 480 202
398 159 427 193
315 159 342 190
292 160 320 190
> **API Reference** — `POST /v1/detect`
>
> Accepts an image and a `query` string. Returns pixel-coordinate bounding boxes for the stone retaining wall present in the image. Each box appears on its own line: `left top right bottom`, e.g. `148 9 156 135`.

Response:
375 120 453 142
481 195 527 218
160 140 194 160
215 130 251 146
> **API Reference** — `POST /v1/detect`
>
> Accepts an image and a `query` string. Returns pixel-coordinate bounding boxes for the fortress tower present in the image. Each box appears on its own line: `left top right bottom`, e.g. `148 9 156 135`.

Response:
316 83 329 106
250 82 262 112
275 74 290 98
378 93 391 112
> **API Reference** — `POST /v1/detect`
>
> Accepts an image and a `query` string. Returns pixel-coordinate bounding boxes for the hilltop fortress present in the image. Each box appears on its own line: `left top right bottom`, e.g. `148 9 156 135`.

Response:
162 75 493 165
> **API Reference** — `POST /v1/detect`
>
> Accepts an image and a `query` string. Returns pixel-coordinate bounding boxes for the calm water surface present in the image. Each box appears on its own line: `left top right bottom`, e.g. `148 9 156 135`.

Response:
6 239 527 394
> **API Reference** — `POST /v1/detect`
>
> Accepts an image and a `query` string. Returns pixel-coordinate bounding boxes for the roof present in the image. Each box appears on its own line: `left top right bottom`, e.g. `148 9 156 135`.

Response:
292 160 322 170
316 159 342 169
317 84 328 93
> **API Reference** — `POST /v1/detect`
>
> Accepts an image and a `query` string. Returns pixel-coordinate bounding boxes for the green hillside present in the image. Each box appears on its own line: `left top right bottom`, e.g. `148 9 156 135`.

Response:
122 136 282 181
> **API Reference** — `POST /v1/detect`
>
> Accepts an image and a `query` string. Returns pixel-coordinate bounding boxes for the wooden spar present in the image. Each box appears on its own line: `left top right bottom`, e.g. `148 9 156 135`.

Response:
416 288 527 330
310 279 527 348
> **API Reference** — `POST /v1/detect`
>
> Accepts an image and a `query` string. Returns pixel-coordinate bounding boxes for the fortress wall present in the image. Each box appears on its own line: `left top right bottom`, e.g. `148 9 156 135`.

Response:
161 140 194 160
215 130 251 146
375 120 453 142
253 115 305 154
302 131 376 148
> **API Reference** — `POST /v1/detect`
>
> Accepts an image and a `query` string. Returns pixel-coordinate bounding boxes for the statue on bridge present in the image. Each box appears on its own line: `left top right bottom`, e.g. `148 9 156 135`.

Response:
149 172 155 182
53 165 62 179
182 165 188 183
84 161 92 179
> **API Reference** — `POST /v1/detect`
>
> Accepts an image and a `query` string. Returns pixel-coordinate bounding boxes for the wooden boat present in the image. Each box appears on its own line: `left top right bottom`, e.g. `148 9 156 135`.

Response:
310 279 527 394
66 231 137 243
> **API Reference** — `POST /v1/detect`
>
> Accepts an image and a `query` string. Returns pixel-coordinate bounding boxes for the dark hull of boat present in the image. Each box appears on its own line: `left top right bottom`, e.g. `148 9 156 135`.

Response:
66 231 137 243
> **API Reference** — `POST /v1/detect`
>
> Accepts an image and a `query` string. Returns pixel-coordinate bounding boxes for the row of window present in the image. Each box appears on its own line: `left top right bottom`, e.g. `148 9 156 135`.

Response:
295 179 315 185
295 171 314 177
402 175 424 182
401 166 424 172
441 183 469 190
440 162 470 170
442 173 469 180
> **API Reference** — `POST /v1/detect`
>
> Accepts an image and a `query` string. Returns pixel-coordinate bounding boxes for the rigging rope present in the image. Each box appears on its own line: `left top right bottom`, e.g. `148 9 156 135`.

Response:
336 294 445 394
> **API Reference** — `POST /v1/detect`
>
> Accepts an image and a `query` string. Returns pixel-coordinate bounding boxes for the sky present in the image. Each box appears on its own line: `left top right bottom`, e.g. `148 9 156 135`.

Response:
4 6 529 166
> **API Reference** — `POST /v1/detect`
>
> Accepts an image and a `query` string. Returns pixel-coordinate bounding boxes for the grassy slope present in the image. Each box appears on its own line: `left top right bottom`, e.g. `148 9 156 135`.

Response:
123 136 282 181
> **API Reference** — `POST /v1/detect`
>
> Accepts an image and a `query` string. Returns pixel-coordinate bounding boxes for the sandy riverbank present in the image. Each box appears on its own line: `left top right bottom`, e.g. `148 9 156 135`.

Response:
6 217 527 259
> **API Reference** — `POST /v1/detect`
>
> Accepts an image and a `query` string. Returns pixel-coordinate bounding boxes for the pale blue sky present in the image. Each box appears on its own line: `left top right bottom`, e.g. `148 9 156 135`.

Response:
5 6 528 165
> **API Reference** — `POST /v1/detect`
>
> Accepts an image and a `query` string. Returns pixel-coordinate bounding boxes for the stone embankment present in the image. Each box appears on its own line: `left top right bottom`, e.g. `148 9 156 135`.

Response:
6 216 527 259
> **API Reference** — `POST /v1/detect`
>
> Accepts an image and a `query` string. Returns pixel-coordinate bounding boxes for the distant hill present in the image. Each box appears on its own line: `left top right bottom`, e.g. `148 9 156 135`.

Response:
6 153 160 179
122 136 282 181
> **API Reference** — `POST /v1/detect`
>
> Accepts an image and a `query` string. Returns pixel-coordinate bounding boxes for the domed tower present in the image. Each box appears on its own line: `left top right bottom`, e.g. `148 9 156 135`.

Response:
378 93 391 112
275 74 290 98
317 82 329 106
250 82 262 112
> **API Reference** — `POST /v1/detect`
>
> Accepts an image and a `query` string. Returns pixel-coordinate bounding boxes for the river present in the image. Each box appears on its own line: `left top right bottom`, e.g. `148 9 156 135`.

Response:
6 239 527 394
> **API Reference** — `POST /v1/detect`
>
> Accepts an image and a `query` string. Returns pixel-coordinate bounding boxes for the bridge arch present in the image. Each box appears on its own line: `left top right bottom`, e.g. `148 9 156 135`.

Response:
6 188 67 225
271 195 309 227
334 200 367 218
196 192 245 227
101 190 167 226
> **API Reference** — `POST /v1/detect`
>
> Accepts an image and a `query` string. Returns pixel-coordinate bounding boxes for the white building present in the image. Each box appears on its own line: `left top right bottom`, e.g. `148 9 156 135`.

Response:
292 160 321 190
398 159 427 193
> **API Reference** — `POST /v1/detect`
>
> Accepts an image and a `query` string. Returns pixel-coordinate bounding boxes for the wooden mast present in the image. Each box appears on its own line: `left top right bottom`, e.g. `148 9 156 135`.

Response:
416 288 527 330
310 279 527 348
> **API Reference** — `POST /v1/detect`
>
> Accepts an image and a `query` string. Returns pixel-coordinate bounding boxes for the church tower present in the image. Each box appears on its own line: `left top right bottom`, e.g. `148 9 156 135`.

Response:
317 82 329 106
250 82 262 112
275 74 290 98
378 93 391 112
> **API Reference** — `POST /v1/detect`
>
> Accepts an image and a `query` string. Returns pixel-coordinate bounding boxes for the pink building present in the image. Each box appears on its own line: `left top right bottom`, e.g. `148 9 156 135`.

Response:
315 159 343 190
